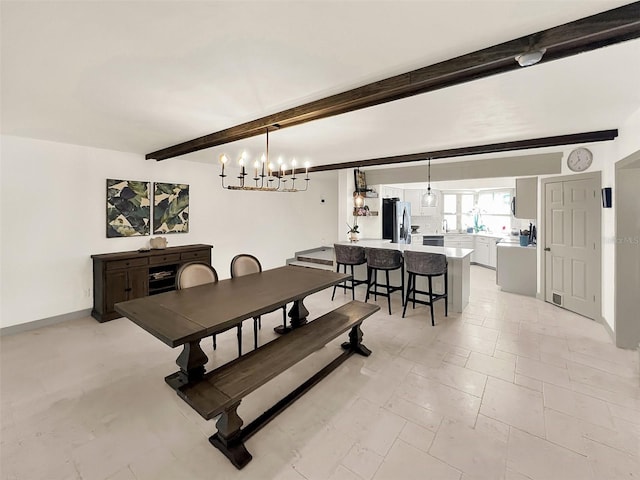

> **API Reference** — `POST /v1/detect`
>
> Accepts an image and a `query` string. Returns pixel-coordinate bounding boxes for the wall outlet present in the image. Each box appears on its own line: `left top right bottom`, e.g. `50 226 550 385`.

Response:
84 288 91 298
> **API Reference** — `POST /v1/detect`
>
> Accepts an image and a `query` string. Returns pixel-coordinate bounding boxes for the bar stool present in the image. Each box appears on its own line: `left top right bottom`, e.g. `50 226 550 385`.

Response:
402 250 448 326
365 248 404 315
332 244 368 301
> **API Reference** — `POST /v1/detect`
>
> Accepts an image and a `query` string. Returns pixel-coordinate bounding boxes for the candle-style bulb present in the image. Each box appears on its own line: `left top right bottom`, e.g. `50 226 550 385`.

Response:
219 154 229 164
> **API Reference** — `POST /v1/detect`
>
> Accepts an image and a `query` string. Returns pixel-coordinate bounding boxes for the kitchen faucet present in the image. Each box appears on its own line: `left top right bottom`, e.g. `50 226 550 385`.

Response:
442 219 448 233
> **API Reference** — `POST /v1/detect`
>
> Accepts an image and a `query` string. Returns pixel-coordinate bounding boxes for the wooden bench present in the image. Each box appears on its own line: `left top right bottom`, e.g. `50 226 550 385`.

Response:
177 300 380 469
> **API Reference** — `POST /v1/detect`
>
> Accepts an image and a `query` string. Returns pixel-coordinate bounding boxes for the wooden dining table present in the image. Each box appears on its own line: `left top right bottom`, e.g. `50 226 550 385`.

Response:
115 265 350 389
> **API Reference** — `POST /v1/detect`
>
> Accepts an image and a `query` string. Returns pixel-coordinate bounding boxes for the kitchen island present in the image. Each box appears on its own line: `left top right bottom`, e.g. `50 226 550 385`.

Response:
336 239 473 313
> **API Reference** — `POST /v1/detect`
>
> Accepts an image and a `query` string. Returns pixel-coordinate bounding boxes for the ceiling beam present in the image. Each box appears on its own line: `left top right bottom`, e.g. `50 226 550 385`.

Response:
307 129 618 173
147 2 640 161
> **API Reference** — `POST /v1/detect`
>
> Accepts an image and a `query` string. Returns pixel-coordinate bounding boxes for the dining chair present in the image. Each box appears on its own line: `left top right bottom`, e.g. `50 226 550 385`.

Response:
175 262 243 356
230 254 287 349
402 250 448 326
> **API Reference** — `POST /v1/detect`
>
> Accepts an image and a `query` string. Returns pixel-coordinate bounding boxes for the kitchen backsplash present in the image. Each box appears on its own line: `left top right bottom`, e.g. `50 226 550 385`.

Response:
412 214 533 235
411 213 445 234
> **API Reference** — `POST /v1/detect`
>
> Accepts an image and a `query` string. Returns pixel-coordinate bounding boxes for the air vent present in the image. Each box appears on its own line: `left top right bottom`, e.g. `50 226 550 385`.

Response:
552 293 562 305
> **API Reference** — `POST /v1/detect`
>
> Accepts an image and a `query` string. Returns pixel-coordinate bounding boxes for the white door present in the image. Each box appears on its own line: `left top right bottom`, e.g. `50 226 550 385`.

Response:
544 178 599 319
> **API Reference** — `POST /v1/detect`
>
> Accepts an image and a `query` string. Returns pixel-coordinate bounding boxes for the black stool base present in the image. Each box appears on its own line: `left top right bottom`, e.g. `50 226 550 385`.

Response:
331 262 367 301
365 266 404 315
402 272 448 325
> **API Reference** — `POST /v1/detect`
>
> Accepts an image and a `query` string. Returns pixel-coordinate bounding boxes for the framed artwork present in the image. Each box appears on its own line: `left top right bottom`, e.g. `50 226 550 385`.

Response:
106 179 150 237
354 169 368 192
153 182 189 233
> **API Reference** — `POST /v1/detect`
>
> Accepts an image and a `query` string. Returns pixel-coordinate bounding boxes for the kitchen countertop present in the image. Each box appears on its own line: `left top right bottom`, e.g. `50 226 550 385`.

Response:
412 232 520 242
343 238 473 259
497 242 537 248
443 232 516 239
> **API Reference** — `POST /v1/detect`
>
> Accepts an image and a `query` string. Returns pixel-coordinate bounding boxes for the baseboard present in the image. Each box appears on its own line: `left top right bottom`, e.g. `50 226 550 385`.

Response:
598 315 616 344
1 308 92 336
470 262 496 270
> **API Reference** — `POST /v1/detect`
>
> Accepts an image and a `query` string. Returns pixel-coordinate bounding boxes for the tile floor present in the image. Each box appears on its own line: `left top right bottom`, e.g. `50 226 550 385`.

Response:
1 266 639 480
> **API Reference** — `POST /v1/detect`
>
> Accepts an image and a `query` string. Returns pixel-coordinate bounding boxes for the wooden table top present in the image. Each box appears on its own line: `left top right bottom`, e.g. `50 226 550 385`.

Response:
115 266 350 348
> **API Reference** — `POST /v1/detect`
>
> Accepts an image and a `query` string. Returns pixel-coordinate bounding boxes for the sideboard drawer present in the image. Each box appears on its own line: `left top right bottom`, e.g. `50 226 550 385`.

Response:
149 253 181 265
181 250 209 261
106 257 148 270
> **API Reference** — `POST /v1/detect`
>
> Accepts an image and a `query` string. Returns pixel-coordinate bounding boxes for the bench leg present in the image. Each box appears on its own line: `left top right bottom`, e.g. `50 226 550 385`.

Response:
209 401 252 470
341 324 372 357
165 340 208 390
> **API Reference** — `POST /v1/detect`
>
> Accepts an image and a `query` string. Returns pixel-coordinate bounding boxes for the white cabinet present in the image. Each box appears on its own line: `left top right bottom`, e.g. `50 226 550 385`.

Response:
444 234 457 247
474 235 498 268
403 188 443 216
515 177 537 219
381 186 403 200
488 238 498 268
404 189 420 212
446 234 498 269
474 236 490 265
444 235 473 249
404 189 424 215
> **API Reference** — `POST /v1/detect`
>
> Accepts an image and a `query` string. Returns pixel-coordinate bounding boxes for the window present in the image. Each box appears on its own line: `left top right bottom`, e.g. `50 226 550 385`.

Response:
443 194 457 232
476 190 512 233
442 190 513 233
460 194 474 232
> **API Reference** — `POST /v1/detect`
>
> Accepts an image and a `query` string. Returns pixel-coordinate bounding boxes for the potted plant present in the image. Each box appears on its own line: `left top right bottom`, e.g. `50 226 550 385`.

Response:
347 221 360 242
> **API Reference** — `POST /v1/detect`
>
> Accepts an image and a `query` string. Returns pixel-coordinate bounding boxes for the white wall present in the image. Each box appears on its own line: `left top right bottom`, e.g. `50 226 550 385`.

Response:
606 107 640 332
0 135 338 328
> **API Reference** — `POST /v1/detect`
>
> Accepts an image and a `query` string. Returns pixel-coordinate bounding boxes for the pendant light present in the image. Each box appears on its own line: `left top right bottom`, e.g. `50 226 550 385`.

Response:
422 158 438 207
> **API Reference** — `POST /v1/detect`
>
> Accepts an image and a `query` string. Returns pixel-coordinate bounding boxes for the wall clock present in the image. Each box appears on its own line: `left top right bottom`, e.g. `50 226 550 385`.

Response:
567 147 593 172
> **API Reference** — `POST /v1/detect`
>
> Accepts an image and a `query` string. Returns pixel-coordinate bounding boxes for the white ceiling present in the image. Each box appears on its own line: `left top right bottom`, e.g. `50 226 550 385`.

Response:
2 1 639 170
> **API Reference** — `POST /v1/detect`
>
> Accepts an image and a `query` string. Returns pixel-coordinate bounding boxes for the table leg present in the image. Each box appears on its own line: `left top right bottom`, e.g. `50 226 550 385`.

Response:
274 298 309 334
165 340 208 390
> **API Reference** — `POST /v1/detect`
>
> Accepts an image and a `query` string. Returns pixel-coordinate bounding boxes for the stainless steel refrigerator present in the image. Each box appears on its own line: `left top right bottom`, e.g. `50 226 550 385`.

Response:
382 198 411 244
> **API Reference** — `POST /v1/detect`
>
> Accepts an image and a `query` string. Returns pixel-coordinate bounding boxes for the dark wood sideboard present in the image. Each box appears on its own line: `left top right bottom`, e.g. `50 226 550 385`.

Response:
91 244 213 322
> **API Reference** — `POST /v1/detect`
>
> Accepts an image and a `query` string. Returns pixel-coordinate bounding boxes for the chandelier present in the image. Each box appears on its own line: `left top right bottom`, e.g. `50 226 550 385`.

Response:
219 127 309 192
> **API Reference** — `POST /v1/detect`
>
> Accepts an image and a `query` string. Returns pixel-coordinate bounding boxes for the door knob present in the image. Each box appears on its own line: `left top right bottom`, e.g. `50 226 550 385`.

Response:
544 247 551 251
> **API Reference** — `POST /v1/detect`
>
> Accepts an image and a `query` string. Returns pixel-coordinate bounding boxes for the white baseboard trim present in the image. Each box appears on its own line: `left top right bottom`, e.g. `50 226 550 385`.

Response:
1 309 92 336
598 315 616 343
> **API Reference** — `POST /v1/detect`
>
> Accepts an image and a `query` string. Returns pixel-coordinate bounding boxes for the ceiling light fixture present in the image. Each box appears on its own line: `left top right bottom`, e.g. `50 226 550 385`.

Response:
219 126 309 192
422 158 438 207
515 48 546 67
